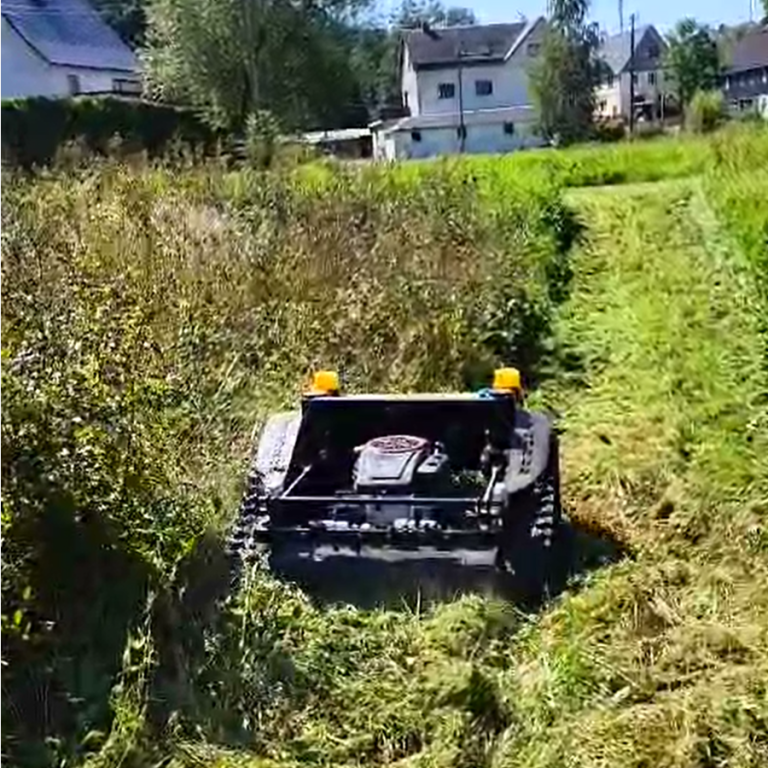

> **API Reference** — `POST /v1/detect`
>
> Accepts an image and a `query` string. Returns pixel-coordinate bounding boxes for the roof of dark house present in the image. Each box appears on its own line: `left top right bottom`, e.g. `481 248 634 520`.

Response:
599 25 660 73
2 0 137 72
727 25 768 72
403 21 531 68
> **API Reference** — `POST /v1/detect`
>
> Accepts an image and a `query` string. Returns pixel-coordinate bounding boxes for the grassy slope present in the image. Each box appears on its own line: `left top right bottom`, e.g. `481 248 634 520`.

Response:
507 180 768 767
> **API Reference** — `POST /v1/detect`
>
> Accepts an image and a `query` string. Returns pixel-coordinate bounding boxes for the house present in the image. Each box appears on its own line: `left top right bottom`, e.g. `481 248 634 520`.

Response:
595 25 674 121
1 0 140 101
722 25 768 117
371 18 547 160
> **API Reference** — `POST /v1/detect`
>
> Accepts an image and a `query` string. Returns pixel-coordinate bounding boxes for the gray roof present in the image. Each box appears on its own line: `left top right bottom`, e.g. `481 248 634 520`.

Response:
727 26 768 72
404 22 529 68
599 25 653 73
2 0 137 72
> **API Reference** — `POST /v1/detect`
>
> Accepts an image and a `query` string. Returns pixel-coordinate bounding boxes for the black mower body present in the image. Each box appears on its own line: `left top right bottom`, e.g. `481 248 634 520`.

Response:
229 388 562 591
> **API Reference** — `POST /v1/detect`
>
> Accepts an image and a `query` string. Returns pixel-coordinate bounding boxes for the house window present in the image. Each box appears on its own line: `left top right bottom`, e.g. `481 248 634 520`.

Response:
475 79 493 96
438 82 455 99
403 91 409 108
605 73 614 87
647 43 660 59
411 130 422 142
648 71 656 86
631 72 638 85
67 74 81 95
526 42 541 57
503 121 515 135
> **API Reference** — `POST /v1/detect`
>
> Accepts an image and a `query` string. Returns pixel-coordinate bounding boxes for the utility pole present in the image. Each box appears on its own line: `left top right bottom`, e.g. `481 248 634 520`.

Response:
457 50 466 153
619 0 624 34
628 13 636 135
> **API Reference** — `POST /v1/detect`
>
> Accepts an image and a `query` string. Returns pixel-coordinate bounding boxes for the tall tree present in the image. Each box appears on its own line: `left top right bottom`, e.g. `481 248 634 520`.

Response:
664 19 720 108
142 0 366 130
529 0 600 144
391 0 476 29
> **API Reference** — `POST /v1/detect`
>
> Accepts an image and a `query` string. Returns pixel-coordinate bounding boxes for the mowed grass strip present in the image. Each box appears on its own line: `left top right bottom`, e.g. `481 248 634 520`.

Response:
500 181 768 768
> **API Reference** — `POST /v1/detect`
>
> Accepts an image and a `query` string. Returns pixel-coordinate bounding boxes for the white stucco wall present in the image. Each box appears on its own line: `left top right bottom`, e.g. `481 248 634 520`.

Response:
595 69 671 119
2 19 138 99
401 45 420 116
377 118 543 160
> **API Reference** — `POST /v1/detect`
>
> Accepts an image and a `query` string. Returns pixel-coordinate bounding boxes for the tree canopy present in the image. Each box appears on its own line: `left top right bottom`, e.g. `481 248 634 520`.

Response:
529 0 600 144
664 19 720 108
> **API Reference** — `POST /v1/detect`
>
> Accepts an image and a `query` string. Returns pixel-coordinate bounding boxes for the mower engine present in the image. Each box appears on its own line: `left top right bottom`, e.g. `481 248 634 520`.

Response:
346 434 451 528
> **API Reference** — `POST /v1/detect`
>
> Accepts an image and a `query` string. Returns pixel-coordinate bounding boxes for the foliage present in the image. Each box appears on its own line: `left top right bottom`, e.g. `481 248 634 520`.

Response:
142 0 368 131
664 18 721 108
1 159 576 767
1 97 218 169
244 110 282 169
390 0 476 28
530 0 600 144
686 89 726 133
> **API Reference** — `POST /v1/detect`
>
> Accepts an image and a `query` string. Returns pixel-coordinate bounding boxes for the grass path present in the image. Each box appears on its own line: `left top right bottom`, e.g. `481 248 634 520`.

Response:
506 181 768 768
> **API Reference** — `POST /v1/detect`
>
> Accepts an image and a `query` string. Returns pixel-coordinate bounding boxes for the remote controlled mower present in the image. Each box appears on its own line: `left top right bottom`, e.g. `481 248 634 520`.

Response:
227 368 562 596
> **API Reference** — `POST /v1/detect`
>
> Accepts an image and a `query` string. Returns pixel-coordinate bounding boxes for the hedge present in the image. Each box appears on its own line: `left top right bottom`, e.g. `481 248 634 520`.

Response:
1 96 221 169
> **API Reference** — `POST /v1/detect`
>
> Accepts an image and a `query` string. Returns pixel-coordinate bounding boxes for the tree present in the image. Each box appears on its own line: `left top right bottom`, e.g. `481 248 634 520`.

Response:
391 0 476 29
93 0 147 46
530 0 600 144
142 0 366 130
664 19 720 108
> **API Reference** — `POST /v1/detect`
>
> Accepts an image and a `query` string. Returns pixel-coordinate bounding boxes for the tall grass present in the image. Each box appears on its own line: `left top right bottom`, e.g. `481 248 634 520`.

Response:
1 159 575 767
2 124 767 768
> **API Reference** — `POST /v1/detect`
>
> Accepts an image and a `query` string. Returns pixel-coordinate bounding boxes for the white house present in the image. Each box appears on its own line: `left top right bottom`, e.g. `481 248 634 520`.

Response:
371 18 547 160
595 25 674 121
1 0 140 101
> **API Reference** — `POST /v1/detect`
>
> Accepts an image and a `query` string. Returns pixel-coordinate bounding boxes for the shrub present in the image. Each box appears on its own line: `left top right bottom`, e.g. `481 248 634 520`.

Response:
1 97 219 169
686 89 726 133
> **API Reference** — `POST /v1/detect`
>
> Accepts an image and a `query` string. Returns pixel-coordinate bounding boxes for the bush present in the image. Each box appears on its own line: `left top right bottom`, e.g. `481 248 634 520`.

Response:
1 160 577 766
1 97 219 169
686 89 726 133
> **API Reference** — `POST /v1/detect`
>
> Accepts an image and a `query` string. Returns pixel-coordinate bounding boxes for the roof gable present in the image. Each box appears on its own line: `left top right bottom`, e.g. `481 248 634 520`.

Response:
727 26 768 72
2 0 137 72
600 25 665 74
403 21 533 69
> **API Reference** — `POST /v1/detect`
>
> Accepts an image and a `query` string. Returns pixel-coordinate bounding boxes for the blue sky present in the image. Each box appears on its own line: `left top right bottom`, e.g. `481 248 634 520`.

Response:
458 0 756 34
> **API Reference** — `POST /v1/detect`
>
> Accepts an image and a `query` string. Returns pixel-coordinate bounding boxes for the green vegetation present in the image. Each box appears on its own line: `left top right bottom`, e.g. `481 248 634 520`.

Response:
1 96 219 169
2 125 768 768
529 0 601 144
664 19 721 110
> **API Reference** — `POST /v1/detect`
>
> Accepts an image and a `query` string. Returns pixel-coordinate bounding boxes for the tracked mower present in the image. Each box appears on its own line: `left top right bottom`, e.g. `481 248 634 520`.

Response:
227 368 562 598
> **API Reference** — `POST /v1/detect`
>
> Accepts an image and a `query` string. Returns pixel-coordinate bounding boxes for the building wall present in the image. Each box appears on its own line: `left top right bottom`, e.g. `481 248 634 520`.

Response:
375 118 543 160
403 19 544 117
2 19 138 99
401 45 420 116
595 69 670 118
